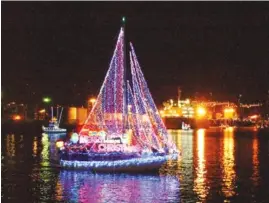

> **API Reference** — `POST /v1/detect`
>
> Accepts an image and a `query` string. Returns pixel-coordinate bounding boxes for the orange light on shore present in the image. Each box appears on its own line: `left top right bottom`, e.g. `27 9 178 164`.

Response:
224 108 235 113
197 107 206 117
250 115 258 119
89 98 96 104
13 115 22 121
224 108 235 119
39 109 46 113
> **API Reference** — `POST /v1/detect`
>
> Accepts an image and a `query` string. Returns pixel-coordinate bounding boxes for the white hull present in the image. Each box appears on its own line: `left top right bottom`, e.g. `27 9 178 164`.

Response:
42 125 67 133
60 153 178 172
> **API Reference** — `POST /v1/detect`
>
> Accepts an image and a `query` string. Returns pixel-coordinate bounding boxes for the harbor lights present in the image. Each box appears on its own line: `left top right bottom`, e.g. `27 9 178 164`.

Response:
43 97 52 103
89 98 96 105
224 107 235 119
197 106 206 118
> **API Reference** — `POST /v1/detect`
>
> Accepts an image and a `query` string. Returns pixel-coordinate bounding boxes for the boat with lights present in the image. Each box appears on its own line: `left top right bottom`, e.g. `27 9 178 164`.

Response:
58 18 179 172
42 107 67 133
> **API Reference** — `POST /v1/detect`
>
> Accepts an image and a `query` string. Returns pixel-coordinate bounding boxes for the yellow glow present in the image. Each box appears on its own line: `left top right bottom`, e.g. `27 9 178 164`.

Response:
222 129 236 197
224 108 235 119
39 109 46 113
6 134 15 157
194 129 208 200
33 137 38 156
56 141 64 148
89 98 96 104
68 107 77 122
224 108 234 113
251 137 259 186
186 99 190 104
250 115 258 119
13 115 22 120
41 133 50 167
197 107 206 117
55 178 63 201
224 126 234 132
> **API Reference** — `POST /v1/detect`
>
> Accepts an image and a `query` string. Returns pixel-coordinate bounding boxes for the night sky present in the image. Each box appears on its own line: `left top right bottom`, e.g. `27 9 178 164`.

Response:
2 2 269 107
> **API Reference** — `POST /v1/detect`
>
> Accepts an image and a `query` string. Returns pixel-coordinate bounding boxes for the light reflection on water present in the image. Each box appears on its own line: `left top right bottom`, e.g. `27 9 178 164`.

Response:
222 128 236 198
2 129 269 202
58 171 180 203
194 129 209 201
6 134 16 158
251 136 260 187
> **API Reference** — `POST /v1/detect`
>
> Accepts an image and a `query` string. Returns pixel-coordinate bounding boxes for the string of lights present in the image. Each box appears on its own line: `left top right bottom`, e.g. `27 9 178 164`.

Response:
130 43 176 150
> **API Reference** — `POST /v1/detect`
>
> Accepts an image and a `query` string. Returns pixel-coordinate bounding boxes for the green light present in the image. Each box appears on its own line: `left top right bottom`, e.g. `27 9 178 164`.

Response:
122 16 126 23
43 97 51 103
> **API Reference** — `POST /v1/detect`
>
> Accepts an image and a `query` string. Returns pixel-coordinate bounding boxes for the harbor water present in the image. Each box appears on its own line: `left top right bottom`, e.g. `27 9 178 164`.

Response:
2 126 269 203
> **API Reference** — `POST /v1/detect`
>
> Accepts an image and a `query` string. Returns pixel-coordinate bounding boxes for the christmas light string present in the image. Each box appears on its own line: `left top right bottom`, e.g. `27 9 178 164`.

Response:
130 51 162 150
130 43 177 151
80 28 124 135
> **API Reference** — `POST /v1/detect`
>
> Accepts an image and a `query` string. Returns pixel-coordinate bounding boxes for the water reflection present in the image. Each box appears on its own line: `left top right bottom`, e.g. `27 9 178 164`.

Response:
55 178 64 202
251 136 259 186
6 134 15 157
33 136 38 157
59 171 180 203
167 130 196 201
194 129 209 201
41 133 50 167
222 128 236 198
2 128 269 203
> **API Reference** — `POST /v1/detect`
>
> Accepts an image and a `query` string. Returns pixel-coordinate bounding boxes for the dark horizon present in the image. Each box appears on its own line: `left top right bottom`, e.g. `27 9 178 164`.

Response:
2 2 269 106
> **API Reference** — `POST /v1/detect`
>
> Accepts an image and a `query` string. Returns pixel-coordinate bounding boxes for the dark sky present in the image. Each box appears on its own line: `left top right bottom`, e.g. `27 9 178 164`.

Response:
2 2 269 106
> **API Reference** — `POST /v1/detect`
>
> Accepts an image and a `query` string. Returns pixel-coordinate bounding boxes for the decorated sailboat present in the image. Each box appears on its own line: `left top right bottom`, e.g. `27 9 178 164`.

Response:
58 18 179 172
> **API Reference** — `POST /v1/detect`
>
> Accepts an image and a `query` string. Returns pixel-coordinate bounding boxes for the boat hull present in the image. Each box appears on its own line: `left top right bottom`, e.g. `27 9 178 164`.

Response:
43 129 67 133
60 153 178 173
42 126 66 133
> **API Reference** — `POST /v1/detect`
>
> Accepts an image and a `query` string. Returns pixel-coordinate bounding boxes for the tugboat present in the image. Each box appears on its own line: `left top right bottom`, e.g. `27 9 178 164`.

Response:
42 107 66 133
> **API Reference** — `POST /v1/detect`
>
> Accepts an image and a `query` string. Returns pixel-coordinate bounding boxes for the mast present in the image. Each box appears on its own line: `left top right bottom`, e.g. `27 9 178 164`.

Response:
122 16 128 133
51 106 53 121
59 107 63 124
56 106 59 122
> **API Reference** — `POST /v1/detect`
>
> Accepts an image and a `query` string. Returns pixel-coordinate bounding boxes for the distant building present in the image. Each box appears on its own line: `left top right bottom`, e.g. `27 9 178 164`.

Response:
67 107 88 125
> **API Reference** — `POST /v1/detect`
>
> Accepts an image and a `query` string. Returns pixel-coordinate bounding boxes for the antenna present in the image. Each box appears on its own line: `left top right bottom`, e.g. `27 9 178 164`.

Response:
56 106 59 121
51 106 53 121
59 107 64 124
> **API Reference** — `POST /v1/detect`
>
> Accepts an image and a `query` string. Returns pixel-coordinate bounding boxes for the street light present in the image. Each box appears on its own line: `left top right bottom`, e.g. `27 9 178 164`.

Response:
197 106 206 118
89 98 96 104
43 97 51 103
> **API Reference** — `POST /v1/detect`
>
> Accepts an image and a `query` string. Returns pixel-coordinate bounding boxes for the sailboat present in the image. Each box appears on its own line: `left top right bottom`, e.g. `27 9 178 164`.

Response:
58 18 179 172
42 106 67 133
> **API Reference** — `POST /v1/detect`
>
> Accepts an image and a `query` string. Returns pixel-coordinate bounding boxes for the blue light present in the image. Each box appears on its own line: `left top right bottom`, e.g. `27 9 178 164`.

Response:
60 153 178 170
71 133 79 144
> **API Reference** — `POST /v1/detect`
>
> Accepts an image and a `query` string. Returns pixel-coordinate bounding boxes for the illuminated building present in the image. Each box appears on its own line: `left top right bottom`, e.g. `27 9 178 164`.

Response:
3 102 27 120
160 96 239 121
223 107 236 119
67 107 87 125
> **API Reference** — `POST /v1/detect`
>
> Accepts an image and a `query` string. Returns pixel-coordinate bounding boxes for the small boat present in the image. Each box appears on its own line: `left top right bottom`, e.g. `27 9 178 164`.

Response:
42 107 66 133
182 121 192 131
